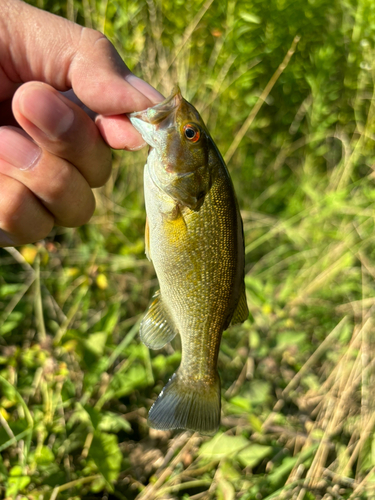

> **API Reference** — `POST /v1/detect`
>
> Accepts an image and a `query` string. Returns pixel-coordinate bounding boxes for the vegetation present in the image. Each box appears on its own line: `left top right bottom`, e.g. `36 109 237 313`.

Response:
2 0 375 498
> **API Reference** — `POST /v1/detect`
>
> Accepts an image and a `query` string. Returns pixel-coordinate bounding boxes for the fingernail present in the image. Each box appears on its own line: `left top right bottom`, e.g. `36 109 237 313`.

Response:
127 142 147 151
18 84 74 139
125 74 165 104
0 128 41 170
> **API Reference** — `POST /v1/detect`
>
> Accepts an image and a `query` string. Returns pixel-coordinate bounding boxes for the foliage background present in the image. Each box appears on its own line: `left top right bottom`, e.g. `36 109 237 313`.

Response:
2 0 375 498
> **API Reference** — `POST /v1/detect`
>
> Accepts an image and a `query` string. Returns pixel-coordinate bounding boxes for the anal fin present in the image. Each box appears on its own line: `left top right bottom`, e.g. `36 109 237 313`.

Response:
140 290 177 349
231 283 249 325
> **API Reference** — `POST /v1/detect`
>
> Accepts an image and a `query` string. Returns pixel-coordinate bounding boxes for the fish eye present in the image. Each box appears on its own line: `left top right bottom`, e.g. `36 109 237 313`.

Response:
183 124 201 143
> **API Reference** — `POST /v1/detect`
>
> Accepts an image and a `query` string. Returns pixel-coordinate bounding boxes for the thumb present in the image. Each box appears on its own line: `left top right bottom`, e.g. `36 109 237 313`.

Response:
68 30 164 114
1 0 163 114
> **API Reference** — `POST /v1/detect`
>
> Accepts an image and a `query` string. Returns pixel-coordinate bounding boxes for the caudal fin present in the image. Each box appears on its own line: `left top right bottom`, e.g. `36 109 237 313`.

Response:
148 371 221 434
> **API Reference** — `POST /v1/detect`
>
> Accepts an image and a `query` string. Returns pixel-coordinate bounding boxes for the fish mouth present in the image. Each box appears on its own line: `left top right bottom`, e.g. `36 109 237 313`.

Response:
129 86 182 126
128 86 182 147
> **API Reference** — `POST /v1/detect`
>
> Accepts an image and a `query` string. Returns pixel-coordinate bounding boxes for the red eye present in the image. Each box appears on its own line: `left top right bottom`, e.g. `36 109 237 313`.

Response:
183 124 201 143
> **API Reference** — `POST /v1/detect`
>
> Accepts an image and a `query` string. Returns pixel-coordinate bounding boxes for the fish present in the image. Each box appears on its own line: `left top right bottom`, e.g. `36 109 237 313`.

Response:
128 86 249 434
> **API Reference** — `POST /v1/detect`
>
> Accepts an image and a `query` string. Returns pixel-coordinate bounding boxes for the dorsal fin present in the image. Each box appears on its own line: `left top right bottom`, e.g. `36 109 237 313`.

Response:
231 283 249 325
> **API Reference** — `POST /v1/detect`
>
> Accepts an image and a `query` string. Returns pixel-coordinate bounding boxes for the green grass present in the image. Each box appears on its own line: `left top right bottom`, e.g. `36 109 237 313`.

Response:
2 0 375 498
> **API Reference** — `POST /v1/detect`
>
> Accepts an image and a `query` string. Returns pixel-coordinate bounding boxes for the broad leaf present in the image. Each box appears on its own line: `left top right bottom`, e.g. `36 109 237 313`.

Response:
89 431 122 485
237 444 272 468
199 433 249 459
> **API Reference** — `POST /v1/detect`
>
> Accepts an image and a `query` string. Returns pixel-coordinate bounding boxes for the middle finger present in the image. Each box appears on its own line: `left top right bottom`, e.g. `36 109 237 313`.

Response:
0 127 96 227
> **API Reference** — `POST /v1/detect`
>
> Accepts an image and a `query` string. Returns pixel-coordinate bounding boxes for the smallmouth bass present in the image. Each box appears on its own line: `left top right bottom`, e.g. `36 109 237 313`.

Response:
129 87 248 433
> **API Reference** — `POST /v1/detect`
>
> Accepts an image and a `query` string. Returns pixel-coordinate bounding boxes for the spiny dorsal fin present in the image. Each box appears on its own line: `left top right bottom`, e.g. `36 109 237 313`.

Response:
140 290 177 349
148 370 221 434
231 283 249 325
145 217 151 261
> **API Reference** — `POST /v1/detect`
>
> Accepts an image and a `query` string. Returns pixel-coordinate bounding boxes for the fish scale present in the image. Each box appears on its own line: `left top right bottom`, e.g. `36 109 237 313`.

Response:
129 87 249 433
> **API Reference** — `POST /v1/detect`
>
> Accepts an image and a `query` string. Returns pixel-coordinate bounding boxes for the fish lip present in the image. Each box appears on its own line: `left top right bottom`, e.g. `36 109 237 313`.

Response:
128 85 182 128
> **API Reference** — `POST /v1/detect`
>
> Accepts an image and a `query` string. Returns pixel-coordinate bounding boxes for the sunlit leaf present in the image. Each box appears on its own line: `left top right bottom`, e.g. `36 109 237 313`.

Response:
240 12 261 24
84 331 108 356
98 412 132 433
89 431 122 485
237 444 272 468
199 433 249 459
5 466 31 497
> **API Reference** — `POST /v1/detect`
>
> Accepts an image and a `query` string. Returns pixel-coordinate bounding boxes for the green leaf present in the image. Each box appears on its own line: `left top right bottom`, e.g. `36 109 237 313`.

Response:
89 431 122 485
240 12 261 24
229 396 252 412
248 381 272 406
0 321 20 335
35 445 55 465
84 331 108 356
98 412 131 433
248 414 263 433
0 284 23 297
84 405 102 430
276 331 307 348
359 435 373 472
108 365 148 399
5 465 31 497
102 303 121 334
199 433 249 460
90 475 107 493
236 444 272 468
268 444 318 486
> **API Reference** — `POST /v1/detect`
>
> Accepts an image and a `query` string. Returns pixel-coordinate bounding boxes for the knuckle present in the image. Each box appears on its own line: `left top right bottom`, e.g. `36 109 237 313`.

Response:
31 156 96 229
69 135 112 188
78 193 96 226
57 190 96 228
45 162 72 200
89 150 112 188
82 27 109 46
43 112 112 189
73 125 112 188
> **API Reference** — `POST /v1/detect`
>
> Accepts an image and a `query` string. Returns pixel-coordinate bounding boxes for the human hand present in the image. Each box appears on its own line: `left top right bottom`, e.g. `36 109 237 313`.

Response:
0 0 163 247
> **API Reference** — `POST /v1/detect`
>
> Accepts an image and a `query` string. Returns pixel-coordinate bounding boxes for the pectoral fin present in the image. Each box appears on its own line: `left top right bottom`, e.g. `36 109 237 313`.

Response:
231 283 249 325
166 166 211 211
140 290 177 349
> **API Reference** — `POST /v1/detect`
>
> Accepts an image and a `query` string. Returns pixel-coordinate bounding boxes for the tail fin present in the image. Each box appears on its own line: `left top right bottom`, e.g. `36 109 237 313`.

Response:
148 371 221 434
